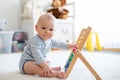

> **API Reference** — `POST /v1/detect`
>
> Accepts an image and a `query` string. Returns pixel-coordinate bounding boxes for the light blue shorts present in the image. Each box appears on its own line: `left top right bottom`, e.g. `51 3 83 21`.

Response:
19 60 28 74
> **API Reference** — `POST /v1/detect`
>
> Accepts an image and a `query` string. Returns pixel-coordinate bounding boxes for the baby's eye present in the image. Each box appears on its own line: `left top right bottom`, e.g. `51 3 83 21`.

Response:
41 27 46 30
49 29 54 31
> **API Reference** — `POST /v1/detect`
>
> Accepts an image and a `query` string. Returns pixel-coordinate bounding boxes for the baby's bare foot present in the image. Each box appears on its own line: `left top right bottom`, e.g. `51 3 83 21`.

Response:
57 72 65 79
51 66 61 71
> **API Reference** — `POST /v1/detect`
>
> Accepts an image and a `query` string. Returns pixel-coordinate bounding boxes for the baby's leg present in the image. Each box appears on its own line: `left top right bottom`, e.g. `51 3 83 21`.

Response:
23 61 44 76
46 61 61 71
46 61 51 66
23 61 66 79
51 66 61 71
23 61 60 77
52 71 66 79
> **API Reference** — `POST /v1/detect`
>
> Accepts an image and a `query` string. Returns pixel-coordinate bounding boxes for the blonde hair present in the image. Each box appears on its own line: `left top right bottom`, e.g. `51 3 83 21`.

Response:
37 13 57 26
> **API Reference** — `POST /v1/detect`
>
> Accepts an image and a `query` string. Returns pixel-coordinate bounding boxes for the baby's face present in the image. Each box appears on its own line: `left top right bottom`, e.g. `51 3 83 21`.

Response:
36 18 55 41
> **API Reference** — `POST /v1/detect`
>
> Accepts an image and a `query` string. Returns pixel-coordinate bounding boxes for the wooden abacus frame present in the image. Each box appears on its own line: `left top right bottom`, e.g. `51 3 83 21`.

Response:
64 27 102 80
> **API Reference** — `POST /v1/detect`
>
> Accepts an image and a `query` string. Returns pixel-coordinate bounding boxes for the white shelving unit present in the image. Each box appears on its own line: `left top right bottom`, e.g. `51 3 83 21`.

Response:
51 1 75 43
19 0 36 40
19 0 75 43
0 31 14 53
53 19 75 43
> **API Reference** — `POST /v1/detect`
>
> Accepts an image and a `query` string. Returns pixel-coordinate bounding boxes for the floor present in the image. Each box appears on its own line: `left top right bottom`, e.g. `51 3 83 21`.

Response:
0 50 120 80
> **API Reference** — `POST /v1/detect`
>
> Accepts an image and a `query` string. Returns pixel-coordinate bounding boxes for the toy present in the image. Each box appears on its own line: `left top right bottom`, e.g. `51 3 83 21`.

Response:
86 32 102 52
47 0 69 19
21 0 33 20
64 27 102 80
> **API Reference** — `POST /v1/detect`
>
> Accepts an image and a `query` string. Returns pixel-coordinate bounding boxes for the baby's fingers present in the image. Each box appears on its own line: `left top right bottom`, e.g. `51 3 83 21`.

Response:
49 70 54 75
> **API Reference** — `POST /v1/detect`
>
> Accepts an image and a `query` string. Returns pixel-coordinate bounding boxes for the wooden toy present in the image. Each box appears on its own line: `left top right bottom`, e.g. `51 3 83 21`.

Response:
64 26 102 80
102 47 120 52
86 32 102 52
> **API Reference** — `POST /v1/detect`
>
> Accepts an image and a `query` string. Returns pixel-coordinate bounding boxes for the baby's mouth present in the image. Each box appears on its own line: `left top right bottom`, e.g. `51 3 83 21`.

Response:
43 35 49 37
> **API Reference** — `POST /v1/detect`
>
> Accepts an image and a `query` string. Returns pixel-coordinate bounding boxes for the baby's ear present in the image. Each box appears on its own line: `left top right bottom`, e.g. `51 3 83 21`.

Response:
35 25 38 31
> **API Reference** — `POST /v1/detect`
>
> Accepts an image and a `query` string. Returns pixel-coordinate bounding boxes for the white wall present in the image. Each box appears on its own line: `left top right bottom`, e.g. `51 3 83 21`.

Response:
75 0 120 48
0 0 120 48
0 0 20 31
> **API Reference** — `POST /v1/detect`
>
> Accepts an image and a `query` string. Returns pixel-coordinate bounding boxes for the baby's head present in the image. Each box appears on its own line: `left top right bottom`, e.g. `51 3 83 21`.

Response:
35 13 56 40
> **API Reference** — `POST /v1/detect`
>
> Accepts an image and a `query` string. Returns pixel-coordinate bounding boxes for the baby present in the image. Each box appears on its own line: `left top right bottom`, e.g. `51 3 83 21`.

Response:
19 13 77 79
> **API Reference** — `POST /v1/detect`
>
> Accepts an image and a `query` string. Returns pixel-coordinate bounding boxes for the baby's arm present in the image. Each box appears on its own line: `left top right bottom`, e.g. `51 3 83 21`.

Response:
39 61 54 77
67 44 78 49
51 39 78 50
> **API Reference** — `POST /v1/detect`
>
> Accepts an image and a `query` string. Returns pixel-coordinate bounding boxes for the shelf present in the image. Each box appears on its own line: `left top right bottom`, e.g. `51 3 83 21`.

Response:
0 31 14 53
56 19 74 23
0 31 14 34
38 1 75 17
20 19 33 24
19 0 75 43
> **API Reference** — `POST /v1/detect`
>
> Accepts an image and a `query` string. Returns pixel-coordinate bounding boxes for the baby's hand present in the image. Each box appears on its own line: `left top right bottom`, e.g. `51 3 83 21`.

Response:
73 44 78 49
67 44 78 49
40 62 54 77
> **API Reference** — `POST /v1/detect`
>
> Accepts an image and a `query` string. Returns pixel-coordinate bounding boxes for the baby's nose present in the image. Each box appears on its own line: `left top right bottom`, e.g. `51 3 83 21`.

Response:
45 30 50 33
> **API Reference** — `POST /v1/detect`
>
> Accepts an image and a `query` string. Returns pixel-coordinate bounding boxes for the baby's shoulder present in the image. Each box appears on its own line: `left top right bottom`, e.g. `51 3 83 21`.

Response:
29 35 43 44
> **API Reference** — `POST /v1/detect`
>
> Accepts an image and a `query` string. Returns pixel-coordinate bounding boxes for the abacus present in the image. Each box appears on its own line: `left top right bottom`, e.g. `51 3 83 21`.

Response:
64 27 101 80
